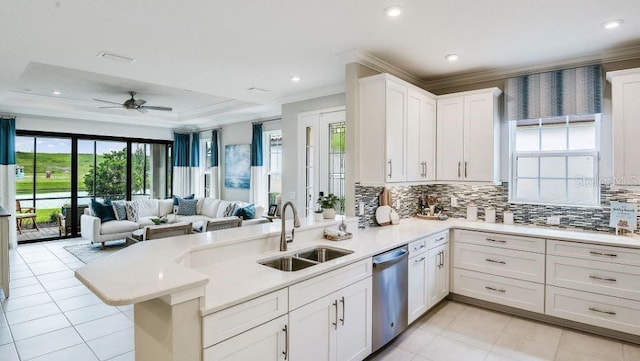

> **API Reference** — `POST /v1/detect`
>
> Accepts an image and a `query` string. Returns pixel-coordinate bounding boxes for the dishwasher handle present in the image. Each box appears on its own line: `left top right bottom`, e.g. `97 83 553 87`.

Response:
372 247 408 269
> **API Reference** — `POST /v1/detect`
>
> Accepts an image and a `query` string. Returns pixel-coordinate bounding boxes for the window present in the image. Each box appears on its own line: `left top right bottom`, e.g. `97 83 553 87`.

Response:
510 115 600 206
265 130 282 205
202 139 212 197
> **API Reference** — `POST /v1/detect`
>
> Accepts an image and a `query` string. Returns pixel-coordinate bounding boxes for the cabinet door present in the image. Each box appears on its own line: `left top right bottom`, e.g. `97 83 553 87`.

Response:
335 278 372 361
612 72 640 184
289 293 336 361
463 92 495 181
428 243 450 308
436 97 464 181
385 80 407 182
204 315 287 361
421 96 437 180
406 90 436 182
408 253 428 323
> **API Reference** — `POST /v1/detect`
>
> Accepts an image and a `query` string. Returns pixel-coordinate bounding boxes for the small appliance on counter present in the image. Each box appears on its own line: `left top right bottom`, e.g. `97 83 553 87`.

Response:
466 204 478 221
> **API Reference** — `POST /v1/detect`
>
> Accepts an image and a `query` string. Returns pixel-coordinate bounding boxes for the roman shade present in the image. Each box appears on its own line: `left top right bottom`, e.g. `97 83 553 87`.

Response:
505 65 603 121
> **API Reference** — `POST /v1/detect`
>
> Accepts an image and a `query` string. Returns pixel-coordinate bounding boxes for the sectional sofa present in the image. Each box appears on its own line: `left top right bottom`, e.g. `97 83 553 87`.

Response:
81 198 266 248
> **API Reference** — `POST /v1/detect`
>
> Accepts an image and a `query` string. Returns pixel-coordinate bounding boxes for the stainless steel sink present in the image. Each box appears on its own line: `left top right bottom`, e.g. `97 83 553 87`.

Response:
259 246 353 272
295 247 354 263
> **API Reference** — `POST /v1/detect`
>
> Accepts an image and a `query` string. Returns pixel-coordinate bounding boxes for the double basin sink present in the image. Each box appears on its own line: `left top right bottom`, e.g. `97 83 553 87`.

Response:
259 246 354 272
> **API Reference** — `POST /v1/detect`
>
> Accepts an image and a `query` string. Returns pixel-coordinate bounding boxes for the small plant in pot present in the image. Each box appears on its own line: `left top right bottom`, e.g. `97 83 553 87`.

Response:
317 193 340 219
314 208 324 222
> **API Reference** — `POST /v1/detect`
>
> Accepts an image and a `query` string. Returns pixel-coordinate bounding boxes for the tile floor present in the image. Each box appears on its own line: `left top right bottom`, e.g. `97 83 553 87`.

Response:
367 300 640 361
0 239 134 361
3 239 640 361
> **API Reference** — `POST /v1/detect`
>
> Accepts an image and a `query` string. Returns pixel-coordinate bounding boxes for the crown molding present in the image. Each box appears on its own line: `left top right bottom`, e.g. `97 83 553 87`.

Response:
422 44 640 90
277 83 345 105
338 50 428 88
179 99 256 121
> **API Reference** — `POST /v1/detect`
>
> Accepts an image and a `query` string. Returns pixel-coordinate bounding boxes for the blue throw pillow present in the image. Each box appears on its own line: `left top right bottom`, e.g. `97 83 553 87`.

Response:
173 194 195 206
91 199 116 223
234 204 256 220
177 198 198 216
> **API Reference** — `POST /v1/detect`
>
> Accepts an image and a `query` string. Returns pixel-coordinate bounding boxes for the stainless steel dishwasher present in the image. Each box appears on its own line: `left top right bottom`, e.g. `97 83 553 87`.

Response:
371 245 409 351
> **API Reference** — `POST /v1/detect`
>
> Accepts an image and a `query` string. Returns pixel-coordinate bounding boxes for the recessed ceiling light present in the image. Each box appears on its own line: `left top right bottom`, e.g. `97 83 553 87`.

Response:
291 76 301 83
602 19 624 29
384 5 404 17
97 51 136 64
445 54 460 62
248 87 271 94
52 90 61 95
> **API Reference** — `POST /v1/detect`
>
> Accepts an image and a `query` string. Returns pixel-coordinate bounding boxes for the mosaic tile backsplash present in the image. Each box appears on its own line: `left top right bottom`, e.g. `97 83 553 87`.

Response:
355 183 640 234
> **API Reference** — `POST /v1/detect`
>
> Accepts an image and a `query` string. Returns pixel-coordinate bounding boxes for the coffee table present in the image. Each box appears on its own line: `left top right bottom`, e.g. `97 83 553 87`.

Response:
125 222 203 247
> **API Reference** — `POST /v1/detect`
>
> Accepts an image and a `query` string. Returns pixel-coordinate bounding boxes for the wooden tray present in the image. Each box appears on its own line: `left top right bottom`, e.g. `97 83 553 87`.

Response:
324 232 353 241
415 214 440 220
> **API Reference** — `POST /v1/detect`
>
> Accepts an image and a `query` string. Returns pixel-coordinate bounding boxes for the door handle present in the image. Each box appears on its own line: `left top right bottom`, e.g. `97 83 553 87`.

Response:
339 296 345 326
464 161 468 178
388 160 392 178
440 250 445 268
332 300 338 330
457 161 461 178
414 256 426 263
282 324 289 360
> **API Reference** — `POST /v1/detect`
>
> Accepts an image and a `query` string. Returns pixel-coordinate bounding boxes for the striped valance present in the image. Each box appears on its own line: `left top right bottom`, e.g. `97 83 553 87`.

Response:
505 65 602 121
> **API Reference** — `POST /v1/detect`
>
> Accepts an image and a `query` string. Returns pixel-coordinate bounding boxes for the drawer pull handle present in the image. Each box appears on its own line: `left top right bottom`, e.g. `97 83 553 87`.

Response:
486 238 506 243
282 324 289 360
588 307 616 316
485 286 506 293
485 258 506 265
436 237 445 242
413 244 426 251
332 300 338 330
589 251 618 258
414 257 426 263
339 296 345 326
589 275 617 282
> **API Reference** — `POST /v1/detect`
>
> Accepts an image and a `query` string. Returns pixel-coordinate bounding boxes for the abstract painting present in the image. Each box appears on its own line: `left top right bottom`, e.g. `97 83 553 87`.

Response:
224 144 250 189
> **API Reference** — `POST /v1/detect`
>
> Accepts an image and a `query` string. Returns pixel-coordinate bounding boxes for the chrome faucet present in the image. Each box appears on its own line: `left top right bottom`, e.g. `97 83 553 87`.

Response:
280 201 301 251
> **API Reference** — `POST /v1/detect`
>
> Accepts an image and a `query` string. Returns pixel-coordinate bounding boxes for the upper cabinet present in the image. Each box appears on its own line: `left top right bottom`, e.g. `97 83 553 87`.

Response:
359 73 437 185
607 68 640 186
436 88 502 184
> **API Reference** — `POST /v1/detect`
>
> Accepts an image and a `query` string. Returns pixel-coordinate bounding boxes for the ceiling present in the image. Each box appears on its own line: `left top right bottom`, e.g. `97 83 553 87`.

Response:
0 0 639 129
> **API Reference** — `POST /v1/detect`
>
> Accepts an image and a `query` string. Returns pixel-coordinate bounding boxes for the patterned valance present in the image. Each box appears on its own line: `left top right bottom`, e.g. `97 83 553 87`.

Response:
505 65 602 121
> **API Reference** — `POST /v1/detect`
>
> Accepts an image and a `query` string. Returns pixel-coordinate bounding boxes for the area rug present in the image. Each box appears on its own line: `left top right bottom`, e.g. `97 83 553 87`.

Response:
63 240 127 264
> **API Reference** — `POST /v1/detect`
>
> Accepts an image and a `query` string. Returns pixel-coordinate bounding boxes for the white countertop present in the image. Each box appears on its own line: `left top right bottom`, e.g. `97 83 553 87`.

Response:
75 216 640 313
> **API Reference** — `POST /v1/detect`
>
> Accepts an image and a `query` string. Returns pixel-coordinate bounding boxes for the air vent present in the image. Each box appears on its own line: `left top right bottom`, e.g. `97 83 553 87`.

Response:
97 51 136 64
248 87 270 94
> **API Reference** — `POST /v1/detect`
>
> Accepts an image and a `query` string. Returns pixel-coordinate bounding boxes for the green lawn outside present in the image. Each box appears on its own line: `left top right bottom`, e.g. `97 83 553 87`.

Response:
16 152 102 195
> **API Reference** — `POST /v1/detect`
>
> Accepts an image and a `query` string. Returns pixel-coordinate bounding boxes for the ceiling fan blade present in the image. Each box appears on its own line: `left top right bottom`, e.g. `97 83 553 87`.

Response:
99 106 123 109
93 98 123 105
134 99 147 106
141 106 173 112
137 107 149 113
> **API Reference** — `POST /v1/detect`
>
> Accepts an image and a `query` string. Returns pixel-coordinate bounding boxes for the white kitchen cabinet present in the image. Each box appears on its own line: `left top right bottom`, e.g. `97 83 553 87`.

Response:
427 242 449 308
359 73 437 184
204 315 287 361
436 88 501 183
607 68 640 186
408 249 428 324
289 277 372 361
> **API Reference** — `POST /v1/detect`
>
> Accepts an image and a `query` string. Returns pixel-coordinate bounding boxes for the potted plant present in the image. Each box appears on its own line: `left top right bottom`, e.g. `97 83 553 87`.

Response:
314 208 324 222
317 193 340 219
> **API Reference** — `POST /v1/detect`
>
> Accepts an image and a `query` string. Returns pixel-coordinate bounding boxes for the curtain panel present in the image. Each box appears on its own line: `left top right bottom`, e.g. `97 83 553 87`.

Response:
249 123 266 207
505 65 603 121
0 118 17 248
173 132 191 197
211 129 221 199
190 133 202 197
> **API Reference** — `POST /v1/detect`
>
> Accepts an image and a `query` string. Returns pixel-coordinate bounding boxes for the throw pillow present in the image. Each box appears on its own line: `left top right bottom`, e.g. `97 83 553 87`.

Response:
125 201 140 222
91 199 116 223
177 198 198 216
234 204 256 220
223 202 237 217
112 200 127 221
173 194 195 206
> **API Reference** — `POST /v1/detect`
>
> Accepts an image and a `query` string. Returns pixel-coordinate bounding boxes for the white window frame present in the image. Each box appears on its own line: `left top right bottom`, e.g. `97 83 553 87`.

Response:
509 115 601 207
264 129 282 205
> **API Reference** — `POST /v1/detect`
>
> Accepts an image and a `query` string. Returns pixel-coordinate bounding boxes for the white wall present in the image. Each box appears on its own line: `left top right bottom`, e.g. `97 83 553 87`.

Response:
281 93 346 213
16 115 173 140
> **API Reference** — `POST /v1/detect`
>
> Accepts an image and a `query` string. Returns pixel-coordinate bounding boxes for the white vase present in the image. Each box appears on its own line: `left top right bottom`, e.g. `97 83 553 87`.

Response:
323 208 336 219
314 212 324 222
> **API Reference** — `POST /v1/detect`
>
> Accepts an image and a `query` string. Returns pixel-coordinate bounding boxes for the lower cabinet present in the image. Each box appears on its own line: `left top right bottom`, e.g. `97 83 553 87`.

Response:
427 242 449 308
408 232 449 324
408 251 428 323
289 277 372 361
203 315 287 361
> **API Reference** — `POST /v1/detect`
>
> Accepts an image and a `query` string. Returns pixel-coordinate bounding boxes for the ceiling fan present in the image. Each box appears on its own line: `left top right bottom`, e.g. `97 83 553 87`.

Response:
93 91 173 113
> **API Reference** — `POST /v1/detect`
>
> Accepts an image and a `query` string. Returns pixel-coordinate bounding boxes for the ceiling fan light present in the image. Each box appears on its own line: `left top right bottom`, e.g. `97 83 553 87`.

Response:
291 76 301 82
602 19 624 29
385 5 404 17
445 54 460 62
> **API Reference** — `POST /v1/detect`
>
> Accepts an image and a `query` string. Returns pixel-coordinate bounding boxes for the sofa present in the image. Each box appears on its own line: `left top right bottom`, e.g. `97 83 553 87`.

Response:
81 198 267 248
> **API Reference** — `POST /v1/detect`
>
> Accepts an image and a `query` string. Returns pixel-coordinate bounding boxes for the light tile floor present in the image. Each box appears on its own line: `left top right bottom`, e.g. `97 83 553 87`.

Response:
3 239 640 361
367 300 640 361
0 239 134 361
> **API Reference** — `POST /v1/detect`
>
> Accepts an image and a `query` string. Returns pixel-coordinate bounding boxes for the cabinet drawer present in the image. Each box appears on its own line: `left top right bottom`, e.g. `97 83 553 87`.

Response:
409 238 428 256
455 230 545 253
454 242 545 283
203 288 288 347
289 258 372 310
547 255 640 301
453 268 544 313
547 240 640 267
428 231 448 249
546 285 640 336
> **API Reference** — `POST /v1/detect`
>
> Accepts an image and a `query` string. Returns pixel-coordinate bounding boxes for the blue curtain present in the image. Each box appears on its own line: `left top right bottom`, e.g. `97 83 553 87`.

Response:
0 118 16 165
251 123 263 167
505 65 602 121
211 130 219 167
190 133 200 167
173 133 190 167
